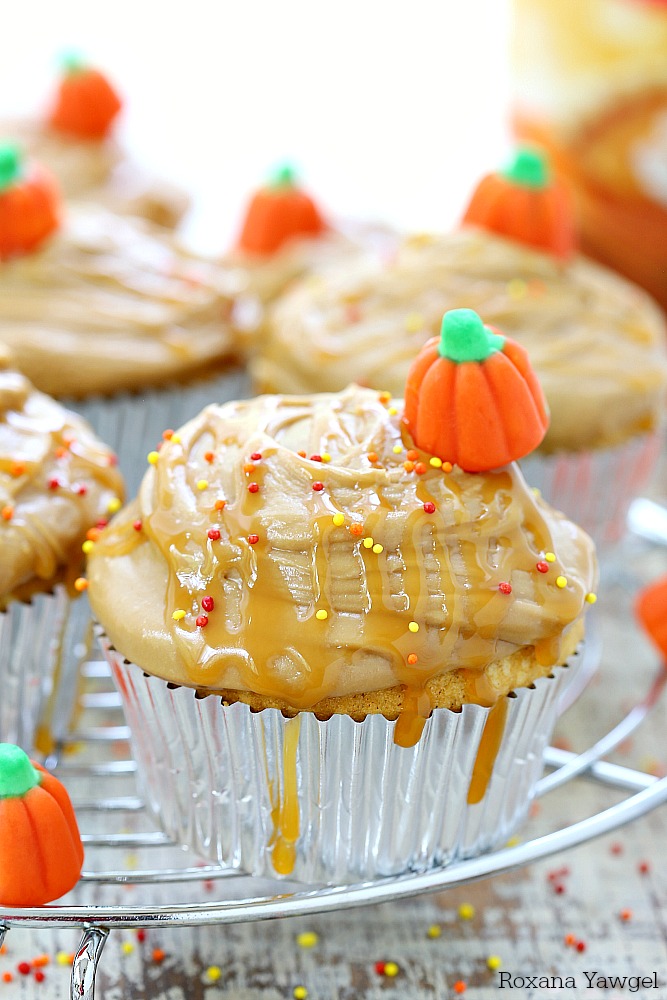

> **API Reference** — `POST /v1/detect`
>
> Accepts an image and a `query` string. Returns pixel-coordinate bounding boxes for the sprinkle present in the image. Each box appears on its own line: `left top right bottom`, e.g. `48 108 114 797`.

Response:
196 614 209 628
214 499 227 511
76 484 88 496
205 452 216 464
1 973 11 983
122 942 134 955
487 955 502 970
55 446 67 458
171 435 181 444
453 982 467 994
296 932 319 948
392 444 403 454
536 561 549 574
202 596 215 613
147 451 159 465
458 903 475 920
243 462 255 473
350 524 364 537
442 461 453 473
48 477 61 490
544 551 556 562
403 461 415 473
162 429 174 440
620 908 632 922
17 963 31 976
405 312 424 332
332 513 345 526
10 462 25 477
82 540 95 555
32 956 49 969
206 966 222 982
34 971 45 983
426 924 441 939
297 450 307 458
564 933 577 947
56 953 70 967
506 835 521 847
372 543 384 554
310 454 322 462
1 505 13 520
556 576 567 588
408 621 419 633
96 518 108 529
196 479 209 491
363 537 374 549
152 949 166 964
639 861 650 874
136 930 147 942
611 842 623 855
586 592 597 604
172 610 186 622
499 582 512 594
315 609 328 621
250 452 262 461
429 456 442 468
248 534 259 545
407 450 419 461
107 497 122 514
74 577 88 593
576 941 586 953
207 528 221 540
293 988 308 1000
388 407 398 416
312 481 324 492
133 519 143 531
532 486 541 497
423 501 436 514
367 452 379 464
248 482 260 494
86 527 101 542
321 453 331 463
414 462 427 475
378 391 392 404
407 653 418 665
384 962 399 978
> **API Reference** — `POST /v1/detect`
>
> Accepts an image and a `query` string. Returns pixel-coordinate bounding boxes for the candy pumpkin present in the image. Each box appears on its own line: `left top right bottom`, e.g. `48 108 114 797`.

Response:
403 308 549 472
461 147 576 260
0 743 84 906
635 575 667 662
48 54 122 140
0 144 61 259
237 164 326 255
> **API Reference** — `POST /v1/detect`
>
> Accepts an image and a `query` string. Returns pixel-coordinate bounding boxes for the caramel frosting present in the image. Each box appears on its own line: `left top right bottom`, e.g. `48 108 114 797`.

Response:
0 205 240 398
256 228 667 453
0 119 188 228
88 386 597 733
0 359 124 604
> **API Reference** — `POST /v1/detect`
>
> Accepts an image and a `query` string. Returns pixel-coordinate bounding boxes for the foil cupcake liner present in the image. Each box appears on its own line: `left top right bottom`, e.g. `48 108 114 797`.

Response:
65 367 252 496
520 432 661 547
105 639 585 885
0 588 67 750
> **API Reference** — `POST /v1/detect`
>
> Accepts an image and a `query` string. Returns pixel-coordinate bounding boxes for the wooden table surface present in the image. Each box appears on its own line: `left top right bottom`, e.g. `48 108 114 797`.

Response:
2 485 667 1000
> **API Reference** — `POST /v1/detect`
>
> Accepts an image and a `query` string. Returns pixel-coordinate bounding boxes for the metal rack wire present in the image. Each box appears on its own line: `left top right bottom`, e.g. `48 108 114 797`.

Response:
1 642 666 1000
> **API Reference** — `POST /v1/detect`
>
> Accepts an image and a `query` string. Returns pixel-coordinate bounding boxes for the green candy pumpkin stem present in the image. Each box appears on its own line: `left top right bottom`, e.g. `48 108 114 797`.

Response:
59 50 87 75
269 163 297 190
502 147 549 189
0 744 40 798
0 144 22 193
438 308 504 363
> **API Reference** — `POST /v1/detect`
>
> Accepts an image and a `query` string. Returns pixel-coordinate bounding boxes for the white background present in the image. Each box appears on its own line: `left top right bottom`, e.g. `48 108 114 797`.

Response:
0 0 512 252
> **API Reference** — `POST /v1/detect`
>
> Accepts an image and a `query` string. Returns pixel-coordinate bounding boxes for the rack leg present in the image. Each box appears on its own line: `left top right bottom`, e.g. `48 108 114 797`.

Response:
0 926 6 951
70 926 109 1000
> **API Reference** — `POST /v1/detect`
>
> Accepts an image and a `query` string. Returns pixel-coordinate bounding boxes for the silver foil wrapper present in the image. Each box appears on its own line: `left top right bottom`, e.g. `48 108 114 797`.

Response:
520 432 661 547
65 368 252 495
106 640 585 885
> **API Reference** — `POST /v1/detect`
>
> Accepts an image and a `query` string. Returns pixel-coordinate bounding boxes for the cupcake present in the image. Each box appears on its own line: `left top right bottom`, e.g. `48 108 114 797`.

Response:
88 309 597 883
0 143 247 492
256 149 667 544
225 165 396 345
0 343 124 751
1 56 188 228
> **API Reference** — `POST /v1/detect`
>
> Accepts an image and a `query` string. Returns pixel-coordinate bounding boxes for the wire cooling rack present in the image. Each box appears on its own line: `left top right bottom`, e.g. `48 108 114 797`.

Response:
1 632 666 1000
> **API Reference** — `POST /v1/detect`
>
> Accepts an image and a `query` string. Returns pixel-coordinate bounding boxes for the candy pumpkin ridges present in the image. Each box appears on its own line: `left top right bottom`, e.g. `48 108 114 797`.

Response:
403 309 549 473
462 147 576 261
0 144 61 259
48 56 122 140
237 164 326 256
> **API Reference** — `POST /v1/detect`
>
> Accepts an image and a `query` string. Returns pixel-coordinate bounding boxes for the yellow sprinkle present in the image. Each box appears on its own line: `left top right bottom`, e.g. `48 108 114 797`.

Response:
532 486 541 497
296 931 319 948
586 592 597 604
172 609 186 621
506 835 521 847
372 543 384 554
442 461 453 473
392 444 403 454
429 456 442 468
384 962 400 978
363 536 374 549
487 955 502 970
206 966 222 982
107 497 122 514
171 434 181 444
82 540 95 555
556 575 568 589
122 942 134 955
544 551 556 562
408 621 419 633
332 513 345 527
147 451 159 465
404 312 424 333
321 453 331 463
315 609 328 621
507 278 528 299
196 479 209 491
293 988 308 1000
56 952 71 967
427 924 441 939
458 903 475 921
388 407 398 416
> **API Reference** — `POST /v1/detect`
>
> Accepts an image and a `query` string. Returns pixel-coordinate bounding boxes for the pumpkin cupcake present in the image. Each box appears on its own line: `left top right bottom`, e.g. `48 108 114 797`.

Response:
257 149 667 544
0 343 124 751
1 55 188 228
0 143 247 493
88 309 597 883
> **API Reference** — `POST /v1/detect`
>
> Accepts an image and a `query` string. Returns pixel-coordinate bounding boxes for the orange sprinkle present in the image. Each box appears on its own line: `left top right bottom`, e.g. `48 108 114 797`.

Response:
414 462 427 475
205 451 216 464
243 462 255 473
442 462 453 473
10 462 25 477
407 653 418 665
162 429 174 441
620 909 633 922
1 505 13 521
403 461 415 473
297 450 307 458
86 527 101 542
453 982 467 994
378 391 391 403
73 577 88 593
152 948 166 964
0 944 6 954
54 446 67 458
2 973 12 983
350 523 364 537
214 499 227 511
32 955 50 969
406 449 418 461
367 452 379 464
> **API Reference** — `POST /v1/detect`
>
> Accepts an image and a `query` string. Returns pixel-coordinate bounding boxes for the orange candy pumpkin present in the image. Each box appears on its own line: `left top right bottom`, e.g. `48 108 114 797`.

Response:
0 144 60 259
0 744 84 906
635 576 667 662
237 165 326 256
403 309 549 472
48 56 122 140
462 147 576 260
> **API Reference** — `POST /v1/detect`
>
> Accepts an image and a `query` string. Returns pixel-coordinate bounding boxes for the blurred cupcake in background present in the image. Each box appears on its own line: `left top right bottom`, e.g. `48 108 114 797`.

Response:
0 54 189 228
256 148 667 545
